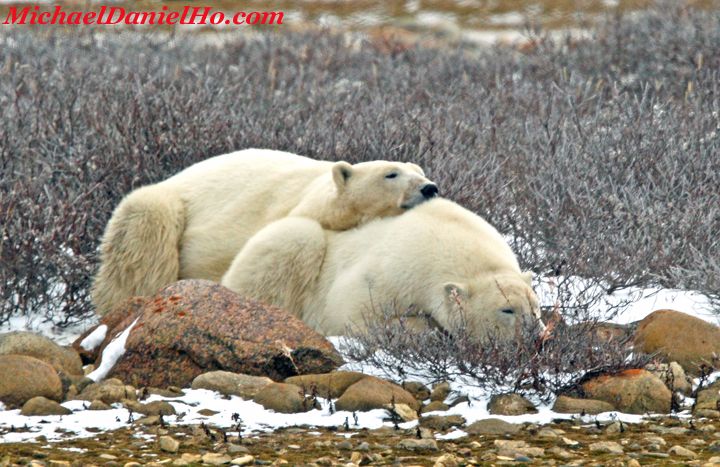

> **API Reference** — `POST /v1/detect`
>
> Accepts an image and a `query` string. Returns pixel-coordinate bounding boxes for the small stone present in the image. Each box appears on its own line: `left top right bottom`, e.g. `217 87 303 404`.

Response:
337 440 353 450
433 453 460 467
20 396 72 416
710 440 720 452
487 393 537 415
706 456 720 464
159 436 179 453
605 421 623 433
99 454 117 460
385 403 418 422
643 436 667 446
537 427 559 438
561 437 579 447
397 438 438 451
465 418 521 435
48 461 71 467
134 415 161 426
230 455 254 466
430 382 451 402
419 415 465 431
173 453 202 466
197 408 219 416
689 438 706 446
589 441 624 455
668 445 697 459
627 460 641 467
227 444 249 454
88 400 111 410
547 447 574 460
421 401 449 414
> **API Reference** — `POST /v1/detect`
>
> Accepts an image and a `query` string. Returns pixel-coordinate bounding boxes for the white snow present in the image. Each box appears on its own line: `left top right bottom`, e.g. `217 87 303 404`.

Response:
87 318 139 382
79 324 107 351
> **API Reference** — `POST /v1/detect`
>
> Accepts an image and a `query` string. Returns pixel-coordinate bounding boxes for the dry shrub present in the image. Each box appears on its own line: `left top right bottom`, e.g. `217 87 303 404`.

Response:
1 3 719 326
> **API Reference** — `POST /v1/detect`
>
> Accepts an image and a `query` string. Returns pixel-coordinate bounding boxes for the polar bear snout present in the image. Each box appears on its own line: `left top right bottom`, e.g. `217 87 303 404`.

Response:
421 183 439 199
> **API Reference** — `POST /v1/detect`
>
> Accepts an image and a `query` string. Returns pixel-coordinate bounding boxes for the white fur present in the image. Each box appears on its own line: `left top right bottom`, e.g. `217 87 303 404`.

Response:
92 149 435 315
222 198 542 340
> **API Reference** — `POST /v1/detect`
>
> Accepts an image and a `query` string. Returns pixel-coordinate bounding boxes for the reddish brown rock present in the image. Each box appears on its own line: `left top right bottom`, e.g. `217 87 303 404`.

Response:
633 309 720 375
93 280 342 388
0 355 63 408
73 297 148 364
579 369 671 414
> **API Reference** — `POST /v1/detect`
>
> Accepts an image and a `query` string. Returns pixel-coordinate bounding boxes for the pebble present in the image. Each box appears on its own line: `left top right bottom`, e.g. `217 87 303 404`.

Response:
230 455 254 466
589 441 624 455
668 445 697 459
159 436 179 453
201 453 232 465
397 438 439 451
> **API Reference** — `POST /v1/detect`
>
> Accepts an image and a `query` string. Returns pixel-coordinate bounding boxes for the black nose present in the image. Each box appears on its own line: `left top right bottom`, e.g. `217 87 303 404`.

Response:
421 184 439 198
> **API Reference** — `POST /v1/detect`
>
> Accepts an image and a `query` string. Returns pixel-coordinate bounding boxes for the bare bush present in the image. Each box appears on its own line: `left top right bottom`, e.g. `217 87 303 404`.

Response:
340 305 650 402
1 3 718 326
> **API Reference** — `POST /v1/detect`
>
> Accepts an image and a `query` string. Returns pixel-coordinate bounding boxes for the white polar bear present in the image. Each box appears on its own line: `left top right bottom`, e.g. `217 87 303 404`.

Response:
221 198 543 340
92 149 438 316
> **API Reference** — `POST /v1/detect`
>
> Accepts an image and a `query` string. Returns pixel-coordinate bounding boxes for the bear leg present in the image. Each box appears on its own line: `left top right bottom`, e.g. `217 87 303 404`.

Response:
91 185 185 315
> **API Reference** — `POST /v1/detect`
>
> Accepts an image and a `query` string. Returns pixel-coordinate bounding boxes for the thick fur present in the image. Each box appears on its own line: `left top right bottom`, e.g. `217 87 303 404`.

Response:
221 198 543 340
92 149 436 315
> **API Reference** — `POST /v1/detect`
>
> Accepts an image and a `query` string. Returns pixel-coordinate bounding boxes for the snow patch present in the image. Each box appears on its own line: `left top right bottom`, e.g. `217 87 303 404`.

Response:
79 324 107 351
87 318 139 382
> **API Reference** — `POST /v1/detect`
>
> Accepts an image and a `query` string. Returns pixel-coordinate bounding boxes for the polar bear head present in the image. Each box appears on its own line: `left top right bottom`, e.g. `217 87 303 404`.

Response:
329 160 438 228
441 271 544 342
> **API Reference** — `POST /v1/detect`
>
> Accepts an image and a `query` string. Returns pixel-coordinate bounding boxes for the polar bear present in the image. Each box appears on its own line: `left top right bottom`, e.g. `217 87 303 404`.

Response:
221 198 543 340
92 149 438 316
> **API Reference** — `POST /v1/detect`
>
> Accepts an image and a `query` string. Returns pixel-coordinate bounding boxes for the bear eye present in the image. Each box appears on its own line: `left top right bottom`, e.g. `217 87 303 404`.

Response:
385 172 398 179
501 308 515 315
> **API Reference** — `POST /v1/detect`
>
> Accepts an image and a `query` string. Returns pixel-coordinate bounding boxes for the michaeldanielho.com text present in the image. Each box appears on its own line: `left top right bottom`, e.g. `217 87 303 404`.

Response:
3 5 285 26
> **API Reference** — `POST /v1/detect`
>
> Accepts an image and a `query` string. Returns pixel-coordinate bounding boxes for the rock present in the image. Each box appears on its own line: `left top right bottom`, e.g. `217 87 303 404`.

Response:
421 401 449 413
397 439 438 451
0 331 83 376
693 379 720 418
402 381 431 401
430 382 451 402
76 379 137 404
94 280 343 387
335 376 420 412
201 453 232 465
284 371 367 399
645 361 692 394
72 297 148 364
447 395 470 407
633 309 720 375
159 436 179 453
668 445 697 458
192 371 272 399
493 440 544 458
552 395 615 414
173 453 202 465
419 415 465 431
20 396 72 416
88 400 111 410
487 393 537 415
385 403 418 422
124 400 176 416
547 447 574 460
589 441 624 455
465 418 522 435
252 382 313 413
433 453 460 466
579 369 672 414
230 455 254 466
135 415 161 425
0 355 63 408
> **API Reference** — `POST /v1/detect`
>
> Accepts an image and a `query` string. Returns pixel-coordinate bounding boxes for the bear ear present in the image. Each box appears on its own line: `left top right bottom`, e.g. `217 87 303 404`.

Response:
444 282 468 302
332 161 353 190
406 162 425 176
521 271 533 286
